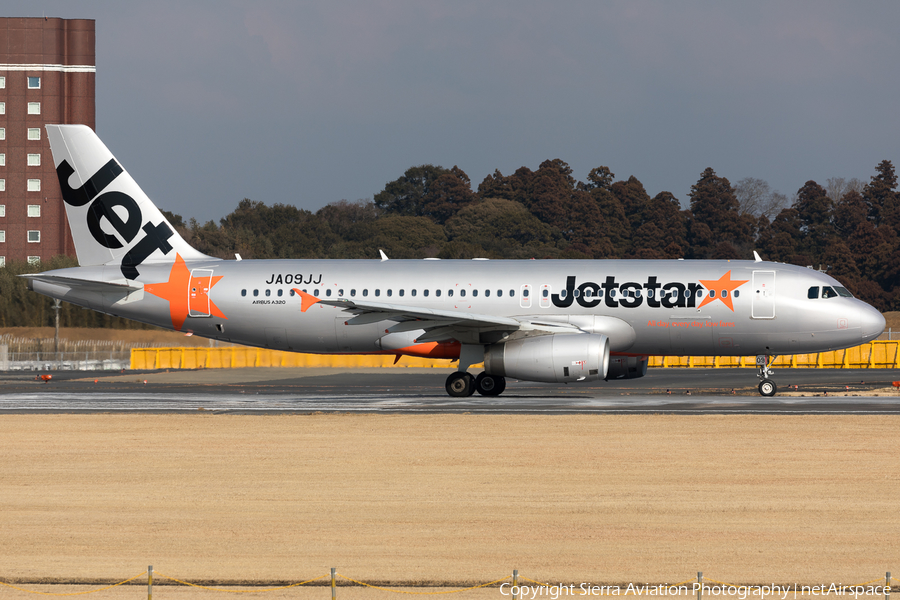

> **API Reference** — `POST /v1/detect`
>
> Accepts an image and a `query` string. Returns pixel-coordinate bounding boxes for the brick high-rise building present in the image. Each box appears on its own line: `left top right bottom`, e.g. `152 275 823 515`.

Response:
0 17 95 267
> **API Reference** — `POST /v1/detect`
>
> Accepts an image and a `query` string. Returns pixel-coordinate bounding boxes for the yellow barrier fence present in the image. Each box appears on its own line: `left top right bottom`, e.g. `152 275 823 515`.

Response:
131 341 900 371
649 340 900 369
130 347 462 370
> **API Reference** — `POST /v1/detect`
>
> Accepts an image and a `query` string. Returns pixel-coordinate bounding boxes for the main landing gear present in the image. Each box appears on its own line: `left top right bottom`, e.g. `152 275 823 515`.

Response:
756 354 777 397
445 372 506 397
444 344 506 397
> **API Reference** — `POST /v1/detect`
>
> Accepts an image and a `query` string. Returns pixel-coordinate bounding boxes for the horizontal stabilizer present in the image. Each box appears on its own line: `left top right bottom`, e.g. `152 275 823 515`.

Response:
21 273 143 294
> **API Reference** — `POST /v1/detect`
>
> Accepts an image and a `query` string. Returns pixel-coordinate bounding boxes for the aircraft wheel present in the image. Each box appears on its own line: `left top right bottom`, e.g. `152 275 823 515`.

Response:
446 372 475 397
758 379 777 397
475 372 506 396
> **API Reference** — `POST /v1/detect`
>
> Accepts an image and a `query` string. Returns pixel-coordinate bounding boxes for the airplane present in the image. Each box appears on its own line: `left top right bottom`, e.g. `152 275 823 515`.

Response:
25 125 886 397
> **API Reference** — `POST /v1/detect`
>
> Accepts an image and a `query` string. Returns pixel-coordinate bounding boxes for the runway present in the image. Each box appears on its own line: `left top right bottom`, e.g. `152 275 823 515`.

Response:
0 367 898 413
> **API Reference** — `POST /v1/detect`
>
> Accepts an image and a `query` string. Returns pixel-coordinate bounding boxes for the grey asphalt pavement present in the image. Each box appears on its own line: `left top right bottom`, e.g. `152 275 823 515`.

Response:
0 367 898 413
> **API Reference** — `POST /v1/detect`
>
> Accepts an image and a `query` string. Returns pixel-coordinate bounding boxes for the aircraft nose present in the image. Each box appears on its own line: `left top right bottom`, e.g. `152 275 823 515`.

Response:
859 304 886 343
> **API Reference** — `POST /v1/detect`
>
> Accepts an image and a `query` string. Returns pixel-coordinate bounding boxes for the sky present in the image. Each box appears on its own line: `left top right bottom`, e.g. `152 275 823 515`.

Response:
7 1 900 223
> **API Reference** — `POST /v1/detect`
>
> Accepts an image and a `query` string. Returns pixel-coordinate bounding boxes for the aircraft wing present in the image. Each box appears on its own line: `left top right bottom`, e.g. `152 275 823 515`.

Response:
297 289 580 344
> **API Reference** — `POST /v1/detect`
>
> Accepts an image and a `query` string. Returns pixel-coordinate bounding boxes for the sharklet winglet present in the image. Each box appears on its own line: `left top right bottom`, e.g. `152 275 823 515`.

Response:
294 288 321 312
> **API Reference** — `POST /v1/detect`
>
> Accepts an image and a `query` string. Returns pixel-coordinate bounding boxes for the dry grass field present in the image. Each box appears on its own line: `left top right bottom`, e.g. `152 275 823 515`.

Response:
1 413 898 598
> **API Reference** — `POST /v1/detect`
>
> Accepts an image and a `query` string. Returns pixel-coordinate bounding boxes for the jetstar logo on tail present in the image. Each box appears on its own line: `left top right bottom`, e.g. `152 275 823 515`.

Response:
57 159 175 279
144 254 226 331
551 273 748 312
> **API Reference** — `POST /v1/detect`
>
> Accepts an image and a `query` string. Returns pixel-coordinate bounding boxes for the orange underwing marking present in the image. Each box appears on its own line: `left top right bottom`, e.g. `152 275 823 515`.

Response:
294 288 321 312
145 253 226 331
697 270 749 312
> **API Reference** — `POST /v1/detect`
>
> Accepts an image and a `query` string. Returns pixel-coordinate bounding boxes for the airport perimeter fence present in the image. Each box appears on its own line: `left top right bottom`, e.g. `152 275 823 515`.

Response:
0 336 177 372
128 340 900 371
1 570 897 598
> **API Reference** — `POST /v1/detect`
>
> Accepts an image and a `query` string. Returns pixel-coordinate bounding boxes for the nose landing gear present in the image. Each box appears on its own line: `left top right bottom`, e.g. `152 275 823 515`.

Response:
756 354 777 396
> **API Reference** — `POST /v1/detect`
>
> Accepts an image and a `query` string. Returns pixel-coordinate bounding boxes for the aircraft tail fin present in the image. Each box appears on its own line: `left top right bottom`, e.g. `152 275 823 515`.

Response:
45 124 210 279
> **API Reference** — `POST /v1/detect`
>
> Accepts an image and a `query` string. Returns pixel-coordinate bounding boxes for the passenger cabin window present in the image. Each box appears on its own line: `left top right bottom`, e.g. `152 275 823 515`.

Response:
460 289 466 297
241 289 247 297
399 289 405 297
808 287 819 299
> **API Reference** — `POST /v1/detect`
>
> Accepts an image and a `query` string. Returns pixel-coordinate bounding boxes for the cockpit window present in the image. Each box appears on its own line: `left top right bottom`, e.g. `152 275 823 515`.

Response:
808 287 819 299
835 286 853 298
821 286 837 299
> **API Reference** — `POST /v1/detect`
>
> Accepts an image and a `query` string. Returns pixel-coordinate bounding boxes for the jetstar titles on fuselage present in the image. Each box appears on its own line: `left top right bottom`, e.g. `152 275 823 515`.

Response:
551 274 747 311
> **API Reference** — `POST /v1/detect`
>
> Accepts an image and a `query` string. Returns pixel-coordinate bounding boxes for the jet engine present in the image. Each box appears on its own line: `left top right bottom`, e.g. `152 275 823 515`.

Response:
483 333 610 383
606 355 649 379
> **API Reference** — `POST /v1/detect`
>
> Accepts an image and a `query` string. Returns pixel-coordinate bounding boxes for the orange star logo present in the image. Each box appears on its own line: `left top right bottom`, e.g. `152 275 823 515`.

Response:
144 254 227 331
697 270 748 312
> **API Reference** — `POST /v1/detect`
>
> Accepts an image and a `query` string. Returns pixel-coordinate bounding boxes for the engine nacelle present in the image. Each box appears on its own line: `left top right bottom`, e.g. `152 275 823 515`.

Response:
606 355 649 380
483 334 610 383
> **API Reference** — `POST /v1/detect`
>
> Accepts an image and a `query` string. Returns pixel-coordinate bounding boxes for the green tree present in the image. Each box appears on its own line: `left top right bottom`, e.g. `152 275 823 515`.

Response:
444 198 561 258
375 165 475 224
757 207 802 265
630 192 687 258
863 160 898 227
419 166 477 224
688 168 753 258
793 180 835 263
339 215 447 259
